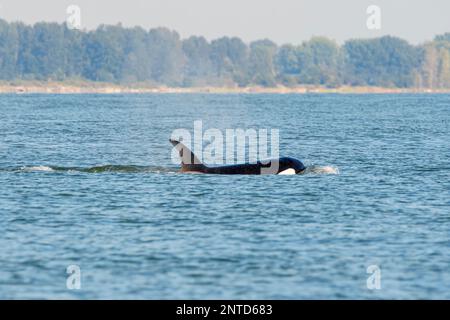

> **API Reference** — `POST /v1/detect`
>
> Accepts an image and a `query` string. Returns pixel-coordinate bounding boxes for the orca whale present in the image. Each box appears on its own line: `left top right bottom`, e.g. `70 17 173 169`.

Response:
170 139 306 175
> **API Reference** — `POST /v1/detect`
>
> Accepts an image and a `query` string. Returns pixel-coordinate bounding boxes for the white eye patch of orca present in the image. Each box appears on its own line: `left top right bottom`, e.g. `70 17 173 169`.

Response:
277 168 296 175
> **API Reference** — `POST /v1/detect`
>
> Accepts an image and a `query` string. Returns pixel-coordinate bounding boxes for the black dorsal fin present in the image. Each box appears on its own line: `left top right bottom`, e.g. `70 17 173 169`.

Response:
170 139 206 172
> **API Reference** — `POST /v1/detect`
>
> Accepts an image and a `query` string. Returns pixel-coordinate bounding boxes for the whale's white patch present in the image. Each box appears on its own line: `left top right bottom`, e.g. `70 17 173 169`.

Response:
278 168 296 175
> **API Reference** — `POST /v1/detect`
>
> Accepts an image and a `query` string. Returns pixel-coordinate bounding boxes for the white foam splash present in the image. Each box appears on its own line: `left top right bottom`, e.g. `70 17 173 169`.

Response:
305 165 340 175
21 166 55 172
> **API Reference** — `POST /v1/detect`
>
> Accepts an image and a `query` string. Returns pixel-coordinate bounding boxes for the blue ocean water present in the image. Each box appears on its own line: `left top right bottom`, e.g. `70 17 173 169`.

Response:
0 93 449 299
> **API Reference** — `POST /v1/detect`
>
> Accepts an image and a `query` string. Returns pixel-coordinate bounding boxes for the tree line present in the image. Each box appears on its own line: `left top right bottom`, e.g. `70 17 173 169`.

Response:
0 19 449 88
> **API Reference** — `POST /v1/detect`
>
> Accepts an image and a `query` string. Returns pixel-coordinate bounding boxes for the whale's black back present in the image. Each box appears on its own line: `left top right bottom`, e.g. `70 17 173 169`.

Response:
205 158 304 175
205 163 267 175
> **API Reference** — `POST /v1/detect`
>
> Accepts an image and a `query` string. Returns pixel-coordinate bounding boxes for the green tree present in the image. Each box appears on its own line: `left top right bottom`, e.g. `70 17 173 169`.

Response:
82 24 126 82
275 44 300 85
439 48 450 87
210 37 249 86
344 36 420 87
146 28 185 85
182 36 213 86
17 22 66 80
121 27 152 83
418 35 450 89
420 43 439 88
297 37 342 86
64 27 84 79
0 20 19 80
434 33 450 42
434 35 450 88
247 39 277 86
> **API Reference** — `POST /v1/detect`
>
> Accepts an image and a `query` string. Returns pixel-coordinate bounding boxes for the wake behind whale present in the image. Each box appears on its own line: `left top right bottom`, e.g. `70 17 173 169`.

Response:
11 165 177 174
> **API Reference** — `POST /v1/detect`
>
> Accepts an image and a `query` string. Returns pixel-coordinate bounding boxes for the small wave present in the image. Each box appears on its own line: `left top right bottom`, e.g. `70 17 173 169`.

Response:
303 165 340 175
82 165 147 173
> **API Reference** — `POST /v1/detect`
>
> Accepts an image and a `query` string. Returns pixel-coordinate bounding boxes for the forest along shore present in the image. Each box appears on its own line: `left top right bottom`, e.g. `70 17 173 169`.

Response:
1 82 449 94
1 20 450 91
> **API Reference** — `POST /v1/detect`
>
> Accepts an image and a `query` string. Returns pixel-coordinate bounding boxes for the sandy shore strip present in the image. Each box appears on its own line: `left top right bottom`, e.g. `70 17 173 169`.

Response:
1 81 449 94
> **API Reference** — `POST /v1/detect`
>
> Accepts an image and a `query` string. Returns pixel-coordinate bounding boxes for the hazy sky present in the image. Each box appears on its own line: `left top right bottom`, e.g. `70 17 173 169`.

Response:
0 0 449 44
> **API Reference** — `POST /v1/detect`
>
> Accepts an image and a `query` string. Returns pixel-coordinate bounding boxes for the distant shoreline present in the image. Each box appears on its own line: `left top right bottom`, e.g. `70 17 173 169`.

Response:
1 81 449 94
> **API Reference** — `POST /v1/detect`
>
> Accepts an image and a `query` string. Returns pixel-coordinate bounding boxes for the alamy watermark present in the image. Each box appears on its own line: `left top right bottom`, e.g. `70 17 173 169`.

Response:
66 264 81 290
366 265 381 290
66 5 82 30
171 120 280 166
366 5 381 30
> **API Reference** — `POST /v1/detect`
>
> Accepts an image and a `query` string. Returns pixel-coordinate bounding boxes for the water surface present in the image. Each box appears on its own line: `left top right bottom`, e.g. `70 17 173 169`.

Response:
1 94 449 299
